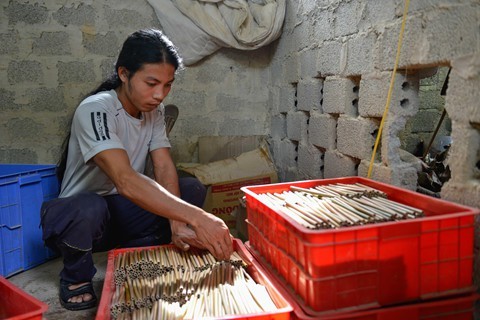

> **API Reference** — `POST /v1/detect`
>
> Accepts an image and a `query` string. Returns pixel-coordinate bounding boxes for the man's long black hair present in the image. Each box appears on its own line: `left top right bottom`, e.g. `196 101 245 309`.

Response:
56 29 183 184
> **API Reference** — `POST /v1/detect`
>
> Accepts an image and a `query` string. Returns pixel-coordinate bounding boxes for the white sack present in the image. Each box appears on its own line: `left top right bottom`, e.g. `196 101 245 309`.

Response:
147 0 286 65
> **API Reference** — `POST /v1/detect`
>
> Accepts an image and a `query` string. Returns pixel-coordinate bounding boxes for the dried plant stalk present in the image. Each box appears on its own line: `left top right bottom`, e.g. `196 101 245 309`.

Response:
110 246 277 319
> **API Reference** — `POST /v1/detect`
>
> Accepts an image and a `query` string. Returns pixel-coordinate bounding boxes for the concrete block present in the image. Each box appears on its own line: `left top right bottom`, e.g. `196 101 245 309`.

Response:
104 7 153 29
381 114 408 166
299 49 320 79
270 58 286 88
317 40 343 76
309 112 337 150
286 111 309 142
333 1 360 38
33 32 71 55
445 121 480 182
285 53 300 84
0 31 19 55
57 60 96 83
168 89 207 114
8 60 43 84
445 53 480 125
6 117 43 141
292 19 311 52
377 5 477 69
282 166 301 183
177 116 216 137
441 181 480 210
297 78 323 112
5 2 48 24
358 160 418 191
359 72 419 118
197 62 237 85
0 88 18 112
218 118 263 136
298 143 324 179
357 1 396 32
52 3 95 26
216 93 247 113
358 72 390 117
323 76 359 115
324 150 359 178
0 148 38 164
271 114 287 140
409 109 444 133
337 115 378 160
272 138 298 169
344 31 376 76
357 159 392 183
283 1 299 32
100 58 117 79
421 5 478 63
26 87 68 112
312 8 334 42
83 31 119 57
375 13 422 70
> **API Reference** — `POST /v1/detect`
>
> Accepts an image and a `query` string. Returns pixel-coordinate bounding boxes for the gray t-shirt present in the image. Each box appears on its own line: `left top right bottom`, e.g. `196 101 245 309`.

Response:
59 89 171 198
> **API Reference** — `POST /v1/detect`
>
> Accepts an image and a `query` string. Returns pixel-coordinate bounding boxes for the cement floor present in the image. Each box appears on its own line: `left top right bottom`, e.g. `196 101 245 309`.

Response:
6 251 480 320
8 252 108 320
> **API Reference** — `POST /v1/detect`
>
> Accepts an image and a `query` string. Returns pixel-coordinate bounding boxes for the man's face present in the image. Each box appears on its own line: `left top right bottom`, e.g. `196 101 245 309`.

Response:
118 62 176 118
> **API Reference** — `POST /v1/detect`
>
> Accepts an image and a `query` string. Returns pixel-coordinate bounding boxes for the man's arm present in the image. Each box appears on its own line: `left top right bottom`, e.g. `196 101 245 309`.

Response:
149 148 205 251
92 148 232 260
150 148 180 197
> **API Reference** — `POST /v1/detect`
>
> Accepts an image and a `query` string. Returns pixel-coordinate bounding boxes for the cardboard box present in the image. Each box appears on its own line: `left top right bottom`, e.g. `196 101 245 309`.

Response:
198 135 266 164
178 142 278 230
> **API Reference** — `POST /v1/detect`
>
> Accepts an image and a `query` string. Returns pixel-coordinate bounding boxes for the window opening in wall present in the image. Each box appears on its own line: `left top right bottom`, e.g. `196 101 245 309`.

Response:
399 66 452 198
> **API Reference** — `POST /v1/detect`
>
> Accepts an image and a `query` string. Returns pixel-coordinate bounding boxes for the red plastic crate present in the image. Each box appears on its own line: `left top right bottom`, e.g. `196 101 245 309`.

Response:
96 238 293 320
241 177 479 313
247 221 380 314
246 240 479 320
0 276 48 320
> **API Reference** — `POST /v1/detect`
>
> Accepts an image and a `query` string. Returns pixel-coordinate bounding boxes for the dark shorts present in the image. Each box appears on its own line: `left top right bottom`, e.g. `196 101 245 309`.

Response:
40 177 206 283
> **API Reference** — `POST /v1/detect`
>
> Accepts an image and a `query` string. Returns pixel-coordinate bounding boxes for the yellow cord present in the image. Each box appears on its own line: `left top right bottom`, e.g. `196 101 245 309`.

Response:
367 0 411 178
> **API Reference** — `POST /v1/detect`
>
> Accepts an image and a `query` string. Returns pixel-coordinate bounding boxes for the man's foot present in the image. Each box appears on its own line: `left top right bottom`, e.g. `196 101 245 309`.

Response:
59 279 97 311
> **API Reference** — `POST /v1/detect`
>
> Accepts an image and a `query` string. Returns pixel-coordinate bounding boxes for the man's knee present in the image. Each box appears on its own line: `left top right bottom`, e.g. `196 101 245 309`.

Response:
41 192 109 251
179 177 207 208
73 193 109 224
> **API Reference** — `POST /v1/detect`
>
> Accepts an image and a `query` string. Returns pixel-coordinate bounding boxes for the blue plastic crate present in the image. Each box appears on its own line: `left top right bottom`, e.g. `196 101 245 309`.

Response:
0 164 59 277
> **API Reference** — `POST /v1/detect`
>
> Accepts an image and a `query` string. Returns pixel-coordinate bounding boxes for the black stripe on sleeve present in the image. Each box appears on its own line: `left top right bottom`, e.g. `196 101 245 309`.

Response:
90 112 100 141
97 112 106 141
103 112 110 139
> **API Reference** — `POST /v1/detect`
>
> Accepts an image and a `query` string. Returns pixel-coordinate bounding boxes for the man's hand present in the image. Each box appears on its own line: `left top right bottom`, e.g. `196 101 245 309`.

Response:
191 213 234 261
170 220 205 251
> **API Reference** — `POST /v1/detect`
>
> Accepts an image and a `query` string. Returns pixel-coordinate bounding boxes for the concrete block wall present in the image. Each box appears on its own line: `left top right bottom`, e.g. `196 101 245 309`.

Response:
0 0 273 164
268 0 480 291
269 0 480 202
0 1 162 163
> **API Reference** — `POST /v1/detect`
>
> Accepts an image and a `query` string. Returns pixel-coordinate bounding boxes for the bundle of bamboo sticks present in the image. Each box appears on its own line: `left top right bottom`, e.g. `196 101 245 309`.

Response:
110 246 277 319
257 183 424 229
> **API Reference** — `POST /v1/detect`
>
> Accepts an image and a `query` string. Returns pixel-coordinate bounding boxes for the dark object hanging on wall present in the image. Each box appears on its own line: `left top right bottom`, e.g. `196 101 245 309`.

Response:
417 68 452 198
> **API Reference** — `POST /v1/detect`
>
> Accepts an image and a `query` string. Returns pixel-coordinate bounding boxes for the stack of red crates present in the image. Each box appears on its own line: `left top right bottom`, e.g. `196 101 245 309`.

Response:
241 176 480 319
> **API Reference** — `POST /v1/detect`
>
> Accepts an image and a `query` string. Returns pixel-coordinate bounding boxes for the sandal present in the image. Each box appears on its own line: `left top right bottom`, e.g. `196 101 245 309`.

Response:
59 279 97 311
